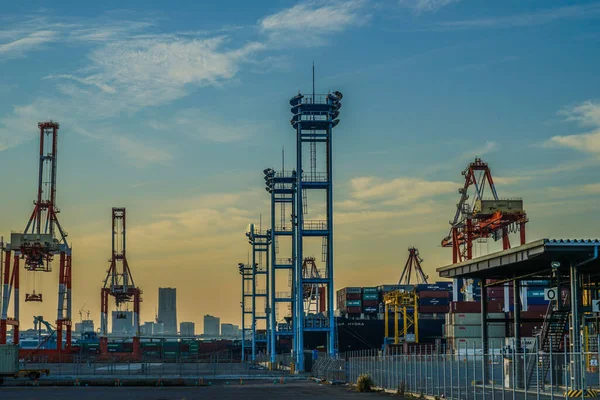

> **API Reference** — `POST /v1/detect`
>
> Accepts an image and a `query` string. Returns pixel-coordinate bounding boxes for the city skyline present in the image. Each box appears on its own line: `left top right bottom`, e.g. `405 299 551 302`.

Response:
1 0 599 331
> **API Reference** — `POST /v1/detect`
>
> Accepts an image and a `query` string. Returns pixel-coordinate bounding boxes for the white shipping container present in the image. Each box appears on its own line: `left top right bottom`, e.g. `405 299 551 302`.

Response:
0 344 19 375
446 323 505 338
449 312 505 325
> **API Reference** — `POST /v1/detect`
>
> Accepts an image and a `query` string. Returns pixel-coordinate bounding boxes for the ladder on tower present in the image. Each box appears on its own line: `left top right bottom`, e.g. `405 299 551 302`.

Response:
527 293 570 389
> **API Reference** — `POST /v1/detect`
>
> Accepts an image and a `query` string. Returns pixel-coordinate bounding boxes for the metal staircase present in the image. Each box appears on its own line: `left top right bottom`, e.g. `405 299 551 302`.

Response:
527 293 570 389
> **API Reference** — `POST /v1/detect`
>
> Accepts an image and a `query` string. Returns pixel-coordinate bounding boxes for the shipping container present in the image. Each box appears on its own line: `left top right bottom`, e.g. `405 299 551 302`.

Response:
0 345 19 375
419 297 449 306
416 284 452 292
527 290 545 297
450 301 504 313
447 312 505 325
344 306 362 314
362 293 378 301
526 297 549 305
473 199 523 215
363 306 378 313
446 323 505 338
342 287 362 294
418 305 449 313
363 287 378 293
419 290 450 299
378 284 401 292
362 300 378 307
523 280 550 286
346 300 361 307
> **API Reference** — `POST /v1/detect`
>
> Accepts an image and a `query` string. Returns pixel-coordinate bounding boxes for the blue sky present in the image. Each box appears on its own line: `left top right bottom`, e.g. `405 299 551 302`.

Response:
1 0 599 330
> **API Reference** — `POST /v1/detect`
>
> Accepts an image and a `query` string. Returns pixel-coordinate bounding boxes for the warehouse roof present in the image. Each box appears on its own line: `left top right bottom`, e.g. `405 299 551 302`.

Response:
436 239 600 279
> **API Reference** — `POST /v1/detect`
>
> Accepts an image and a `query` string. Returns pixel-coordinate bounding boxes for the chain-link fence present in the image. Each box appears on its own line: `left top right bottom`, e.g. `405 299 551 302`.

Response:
311 341 600 399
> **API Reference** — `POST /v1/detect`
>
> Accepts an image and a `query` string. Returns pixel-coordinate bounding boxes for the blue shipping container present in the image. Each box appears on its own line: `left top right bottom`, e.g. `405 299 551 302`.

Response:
524 280 550 286
416 284 453 292
363 287 378 293
527 297 549 305
363 306 377 313
527 290 545 297
363 293 378 300
418 297 449 306
347 300 361 307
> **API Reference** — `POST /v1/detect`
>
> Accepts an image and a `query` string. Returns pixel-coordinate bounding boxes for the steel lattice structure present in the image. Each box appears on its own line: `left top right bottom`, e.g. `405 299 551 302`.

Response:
245 224 271 362
264 168 297 363
100 207 142 357
290 88 343 371
441 157 528 264
1 121 73 354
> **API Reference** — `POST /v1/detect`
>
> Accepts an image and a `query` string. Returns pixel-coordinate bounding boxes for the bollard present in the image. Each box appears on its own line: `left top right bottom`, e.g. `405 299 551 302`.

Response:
280 376 285 384
240 378 243 385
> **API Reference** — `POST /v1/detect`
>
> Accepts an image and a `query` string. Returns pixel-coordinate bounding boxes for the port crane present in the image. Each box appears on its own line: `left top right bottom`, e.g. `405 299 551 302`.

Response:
441 157 528 263
100 207 142 357
1 121 73 355
399 247 428 285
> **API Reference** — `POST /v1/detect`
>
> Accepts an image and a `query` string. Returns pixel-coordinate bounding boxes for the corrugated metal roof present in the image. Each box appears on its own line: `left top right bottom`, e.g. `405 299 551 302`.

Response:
544 239 600 244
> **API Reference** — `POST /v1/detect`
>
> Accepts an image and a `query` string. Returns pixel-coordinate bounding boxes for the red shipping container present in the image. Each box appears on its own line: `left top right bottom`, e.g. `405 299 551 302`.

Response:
344 293 361 300
419 291 450 299
343 306 362 314
362 300 378 307
451 300 504 313
419 305 449 313
486 288 505 297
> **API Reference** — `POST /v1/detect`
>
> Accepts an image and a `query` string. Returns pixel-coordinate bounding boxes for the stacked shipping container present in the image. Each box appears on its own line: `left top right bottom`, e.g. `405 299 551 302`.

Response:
337 287 362 314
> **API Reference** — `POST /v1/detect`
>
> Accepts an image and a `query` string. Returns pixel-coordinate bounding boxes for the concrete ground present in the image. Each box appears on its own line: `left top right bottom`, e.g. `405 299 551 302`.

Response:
0 381 387 399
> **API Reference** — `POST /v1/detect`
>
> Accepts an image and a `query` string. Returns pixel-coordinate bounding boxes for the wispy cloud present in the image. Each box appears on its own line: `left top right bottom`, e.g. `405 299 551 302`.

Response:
0 30 57 57
545 100 600 157
74 126 172 167
51 36 265 114
149 108 264 143
260 0 368 46
398 0 460 15
440 3 600 30
349 176 456 206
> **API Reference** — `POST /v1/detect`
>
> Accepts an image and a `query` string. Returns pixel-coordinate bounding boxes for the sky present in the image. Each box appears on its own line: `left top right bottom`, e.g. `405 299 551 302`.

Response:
1 0 599 332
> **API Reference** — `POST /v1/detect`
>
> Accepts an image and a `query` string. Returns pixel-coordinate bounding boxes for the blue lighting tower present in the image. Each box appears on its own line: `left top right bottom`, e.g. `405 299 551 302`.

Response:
245 224 272 362
290 88 343 371
237 262 253 361
264 168 297 363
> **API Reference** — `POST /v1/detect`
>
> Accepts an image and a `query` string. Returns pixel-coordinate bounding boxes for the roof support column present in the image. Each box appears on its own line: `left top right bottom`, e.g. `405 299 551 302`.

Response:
513 277 523 388
570 262 581 388
480 278 489 380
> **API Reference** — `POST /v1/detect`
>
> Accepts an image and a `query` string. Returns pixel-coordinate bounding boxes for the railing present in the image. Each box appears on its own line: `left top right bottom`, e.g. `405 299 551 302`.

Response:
274 226 293 232
298 94 330 105
275 257 293 265
275 291 292 299
302 220 328 231
301 172 328 182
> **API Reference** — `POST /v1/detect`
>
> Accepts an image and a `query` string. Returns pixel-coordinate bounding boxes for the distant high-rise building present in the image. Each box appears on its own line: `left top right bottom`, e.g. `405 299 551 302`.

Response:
111 311 133 335
220 323 239 337
158 288 177 335
180 322 195 337
141 321 165 336
204 315 220 336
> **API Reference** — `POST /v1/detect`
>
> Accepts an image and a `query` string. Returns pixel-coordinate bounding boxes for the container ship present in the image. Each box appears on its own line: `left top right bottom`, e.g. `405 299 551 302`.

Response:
303 279 551 353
